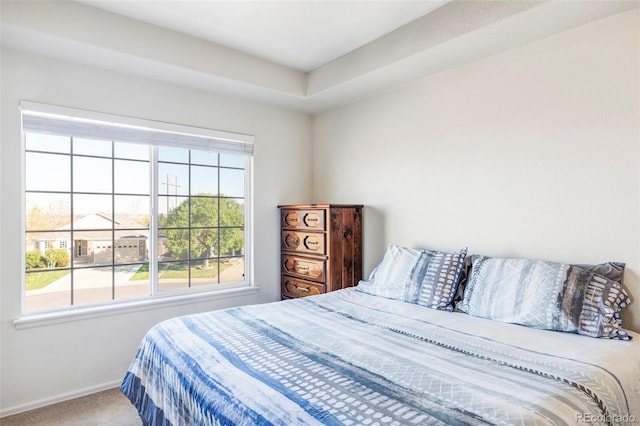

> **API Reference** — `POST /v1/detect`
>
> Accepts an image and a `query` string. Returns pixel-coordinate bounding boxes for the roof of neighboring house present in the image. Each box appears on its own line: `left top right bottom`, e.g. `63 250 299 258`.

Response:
34 213 149 241
57 212 119 230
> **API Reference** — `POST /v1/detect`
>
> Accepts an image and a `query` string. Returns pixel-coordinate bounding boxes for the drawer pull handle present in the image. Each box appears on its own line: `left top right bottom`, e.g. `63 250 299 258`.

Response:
297 265 310 271
304 237 320 249
303 213 321 227
284 213 300 227
295 286 310 293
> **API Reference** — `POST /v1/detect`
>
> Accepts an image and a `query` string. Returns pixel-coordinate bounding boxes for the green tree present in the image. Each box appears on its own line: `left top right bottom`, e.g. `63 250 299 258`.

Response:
163 195 243 265
43 248 70 269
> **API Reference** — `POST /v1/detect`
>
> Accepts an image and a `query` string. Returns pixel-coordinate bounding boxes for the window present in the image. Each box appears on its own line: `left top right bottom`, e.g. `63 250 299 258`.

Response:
22 102 253 314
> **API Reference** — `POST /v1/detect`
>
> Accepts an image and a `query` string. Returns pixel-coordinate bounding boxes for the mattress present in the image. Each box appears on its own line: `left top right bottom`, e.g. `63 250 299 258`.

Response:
121 288 640 425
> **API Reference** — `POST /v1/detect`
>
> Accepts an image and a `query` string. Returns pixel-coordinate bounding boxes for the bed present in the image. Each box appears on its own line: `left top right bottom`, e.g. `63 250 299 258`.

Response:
121 246 639 425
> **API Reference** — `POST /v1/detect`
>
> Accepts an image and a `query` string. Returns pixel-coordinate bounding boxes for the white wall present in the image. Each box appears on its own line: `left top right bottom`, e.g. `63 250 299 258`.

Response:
0 48 312 415
313 10 640 331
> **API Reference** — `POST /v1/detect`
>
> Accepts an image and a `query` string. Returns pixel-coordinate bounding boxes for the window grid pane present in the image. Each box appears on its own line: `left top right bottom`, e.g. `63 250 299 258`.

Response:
24 134 152 312
157 150 245 290
25 131 248 313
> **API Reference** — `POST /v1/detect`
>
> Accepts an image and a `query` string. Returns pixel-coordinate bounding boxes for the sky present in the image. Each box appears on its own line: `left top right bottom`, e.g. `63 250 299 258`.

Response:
25 133 245 220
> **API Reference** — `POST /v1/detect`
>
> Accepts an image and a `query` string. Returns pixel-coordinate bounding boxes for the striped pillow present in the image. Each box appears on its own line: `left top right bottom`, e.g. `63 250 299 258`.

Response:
458 255 631 340
356 244 467 311
356 244 422 301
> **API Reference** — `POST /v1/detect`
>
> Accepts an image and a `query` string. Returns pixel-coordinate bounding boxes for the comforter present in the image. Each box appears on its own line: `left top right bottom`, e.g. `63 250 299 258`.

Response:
121 288 639 425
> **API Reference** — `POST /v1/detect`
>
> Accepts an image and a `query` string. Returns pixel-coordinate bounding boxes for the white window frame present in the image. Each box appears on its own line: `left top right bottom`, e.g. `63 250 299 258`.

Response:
17 101 256 327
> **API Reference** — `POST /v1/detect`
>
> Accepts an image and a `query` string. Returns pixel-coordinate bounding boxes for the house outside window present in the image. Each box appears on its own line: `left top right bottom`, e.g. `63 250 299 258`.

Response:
22 102 254 314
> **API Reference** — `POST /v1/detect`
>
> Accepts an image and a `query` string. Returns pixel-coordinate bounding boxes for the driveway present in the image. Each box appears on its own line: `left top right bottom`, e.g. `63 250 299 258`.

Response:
25 265 144 312
30 264 142 294
25 261 246 312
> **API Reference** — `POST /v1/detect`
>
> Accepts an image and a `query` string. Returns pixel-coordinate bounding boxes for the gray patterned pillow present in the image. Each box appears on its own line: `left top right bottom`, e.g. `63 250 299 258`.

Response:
411 248 468 311
458 255 631 340
357 244 467 311
575 261 625 283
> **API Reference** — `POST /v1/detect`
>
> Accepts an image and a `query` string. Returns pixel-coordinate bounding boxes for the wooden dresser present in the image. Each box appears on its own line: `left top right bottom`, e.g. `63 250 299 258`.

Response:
278 204 363 300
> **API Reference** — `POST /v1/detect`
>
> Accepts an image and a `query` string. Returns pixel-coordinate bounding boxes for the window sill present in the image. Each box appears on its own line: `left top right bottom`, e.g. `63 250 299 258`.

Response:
14 285 260 330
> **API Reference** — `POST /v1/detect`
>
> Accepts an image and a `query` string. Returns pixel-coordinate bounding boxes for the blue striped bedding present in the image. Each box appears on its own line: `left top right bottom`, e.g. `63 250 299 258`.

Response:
121 288 640 425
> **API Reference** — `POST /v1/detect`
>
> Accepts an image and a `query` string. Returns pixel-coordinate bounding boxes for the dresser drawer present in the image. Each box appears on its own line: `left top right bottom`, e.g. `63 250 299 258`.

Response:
281 275 325 298
278 204 363 300
281 230 326 255
281 209 326 231
281 255 326 282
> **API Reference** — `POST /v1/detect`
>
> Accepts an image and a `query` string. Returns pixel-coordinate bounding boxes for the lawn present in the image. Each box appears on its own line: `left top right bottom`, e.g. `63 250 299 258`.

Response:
130 262 229 280
25 270 70 291
130 264 150 280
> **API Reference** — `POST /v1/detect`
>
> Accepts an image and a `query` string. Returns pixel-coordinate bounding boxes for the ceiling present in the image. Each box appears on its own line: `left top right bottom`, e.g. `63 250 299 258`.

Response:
77 0 449 72
1 1 638 114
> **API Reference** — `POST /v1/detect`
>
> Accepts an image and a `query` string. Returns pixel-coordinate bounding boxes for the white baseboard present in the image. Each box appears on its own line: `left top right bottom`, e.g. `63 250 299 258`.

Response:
0 380 123 418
